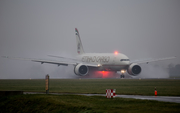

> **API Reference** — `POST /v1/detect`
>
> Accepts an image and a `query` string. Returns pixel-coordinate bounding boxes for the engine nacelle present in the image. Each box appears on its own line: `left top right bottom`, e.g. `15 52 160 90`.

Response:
74 64 89 76
127 63 141 75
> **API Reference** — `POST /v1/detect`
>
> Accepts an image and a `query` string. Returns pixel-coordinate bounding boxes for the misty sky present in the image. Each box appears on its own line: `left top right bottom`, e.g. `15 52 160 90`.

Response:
0 0 180 79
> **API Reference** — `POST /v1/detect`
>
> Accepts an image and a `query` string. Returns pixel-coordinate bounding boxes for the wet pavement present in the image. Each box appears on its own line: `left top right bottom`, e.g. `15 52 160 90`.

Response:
24 92 180 103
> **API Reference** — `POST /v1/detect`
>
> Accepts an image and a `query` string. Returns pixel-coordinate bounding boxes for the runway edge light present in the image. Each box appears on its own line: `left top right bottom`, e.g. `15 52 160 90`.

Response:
155 87 157 96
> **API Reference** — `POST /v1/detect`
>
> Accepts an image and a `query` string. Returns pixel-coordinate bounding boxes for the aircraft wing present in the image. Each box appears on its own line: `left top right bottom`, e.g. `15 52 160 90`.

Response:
32 59 100 67
48 55 77 61
2 56 100 67
31 59 73 66
48 55 100 67
131 56 176 64
2 56 75 66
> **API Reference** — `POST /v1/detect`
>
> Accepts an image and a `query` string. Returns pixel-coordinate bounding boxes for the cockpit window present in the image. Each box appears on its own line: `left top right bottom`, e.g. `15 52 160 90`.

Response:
120 59 130 61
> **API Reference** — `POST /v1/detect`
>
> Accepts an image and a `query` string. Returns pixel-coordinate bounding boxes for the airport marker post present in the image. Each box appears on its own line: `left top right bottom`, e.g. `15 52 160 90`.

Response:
155 87 157 96
45 74 49 94
106 89 116 98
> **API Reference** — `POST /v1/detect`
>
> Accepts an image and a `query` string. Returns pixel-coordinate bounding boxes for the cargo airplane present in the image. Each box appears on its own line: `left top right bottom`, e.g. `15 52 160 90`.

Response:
2 28 176 78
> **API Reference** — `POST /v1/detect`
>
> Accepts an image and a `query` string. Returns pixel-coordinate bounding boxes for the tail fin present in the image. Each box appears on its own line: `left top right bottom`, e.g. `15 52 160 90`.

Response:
75 28 85 54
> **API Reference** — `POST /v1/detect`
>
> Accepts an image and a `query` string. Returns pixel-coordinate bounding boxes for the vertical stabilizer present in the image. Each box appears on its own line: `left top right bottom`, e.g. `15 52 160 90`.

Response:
75 28 85 54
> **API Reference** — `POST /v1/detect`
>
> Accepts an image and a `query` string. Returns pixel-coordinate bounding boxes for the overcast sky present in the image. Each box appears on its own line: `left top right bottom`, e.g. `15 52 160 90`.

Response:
0 0 180 79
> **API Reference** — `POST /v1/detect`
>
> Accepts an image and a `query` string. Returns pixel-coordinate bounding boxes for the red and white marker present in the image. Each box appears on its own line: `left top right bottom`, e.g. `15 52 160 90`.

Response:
106 89 116 98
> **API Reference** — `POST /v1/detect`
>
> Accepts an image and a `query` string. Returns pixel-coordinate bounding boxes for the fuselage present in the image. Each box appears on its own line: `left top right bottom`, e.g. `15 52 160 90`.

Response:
77 53 130 71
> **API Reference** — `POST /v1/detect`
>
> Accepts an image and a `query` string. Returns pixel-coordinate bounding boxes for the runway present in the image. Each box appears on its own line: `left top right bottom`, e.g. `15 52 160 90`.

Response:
24 92 180 104
80 94 180 103
116 95 180 103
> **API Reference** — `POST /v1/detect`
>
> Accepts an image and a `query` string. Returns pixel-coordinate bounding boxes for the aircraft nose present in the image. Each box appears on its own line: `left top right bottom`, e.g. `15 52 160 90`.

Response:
124 61 130 65
126 61 130 65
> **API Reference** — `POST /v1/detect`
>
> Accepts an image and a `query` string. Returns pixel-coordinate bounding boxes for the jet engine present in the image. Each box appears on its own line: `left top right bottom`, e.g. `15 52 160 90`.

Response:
127 63 141 75
74 64 89 76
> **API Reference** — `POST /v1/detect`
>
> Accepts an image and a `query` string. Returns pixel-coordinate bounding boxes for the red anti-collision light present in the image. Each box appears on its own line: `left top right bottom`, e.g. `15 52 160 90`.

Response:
114 51 118 55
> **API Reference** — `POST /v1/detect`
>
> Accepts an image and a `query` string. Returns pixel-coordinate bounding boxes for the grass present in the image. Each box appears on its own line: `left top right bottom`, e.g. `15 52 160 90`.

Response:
0 94 180 113
1 79 180 112
0 79 180 96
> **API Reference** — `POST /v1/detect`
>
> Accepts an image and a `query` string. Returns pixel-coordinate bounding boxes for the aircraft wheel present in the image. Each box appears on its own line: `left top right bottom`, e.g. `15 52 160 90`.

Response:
120 74 125 78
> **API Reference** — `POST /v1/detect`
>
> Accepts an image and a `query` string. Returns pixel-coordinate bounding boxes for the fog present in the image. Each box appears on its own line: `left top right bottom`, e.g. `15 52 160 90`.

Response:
0 0 180 79
138 63 169 78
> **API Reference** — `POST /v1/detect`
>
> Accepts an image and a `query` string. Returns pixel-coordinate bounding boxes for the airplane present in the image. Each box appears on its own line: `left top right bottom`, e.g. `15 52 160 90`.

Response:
2 28 176 78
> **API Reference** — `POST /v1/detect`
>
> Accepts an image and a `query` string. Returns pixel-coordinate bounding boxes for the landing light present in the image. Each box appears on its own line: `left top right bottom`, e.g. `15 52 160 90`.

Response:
121 70 125 74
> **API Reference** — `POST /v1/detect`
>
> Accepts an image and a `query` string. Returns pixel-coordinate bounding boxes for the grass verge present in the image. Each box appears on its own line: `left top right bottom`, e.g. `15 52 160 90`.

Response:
0 94 180 113
0 79 180 96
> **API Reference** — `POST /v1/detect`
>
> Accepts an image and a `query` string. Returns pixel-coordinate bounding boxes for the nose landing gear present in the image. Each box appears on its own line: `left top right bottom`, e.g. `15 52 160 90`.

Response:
120 74 125 78
120 70 125 78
